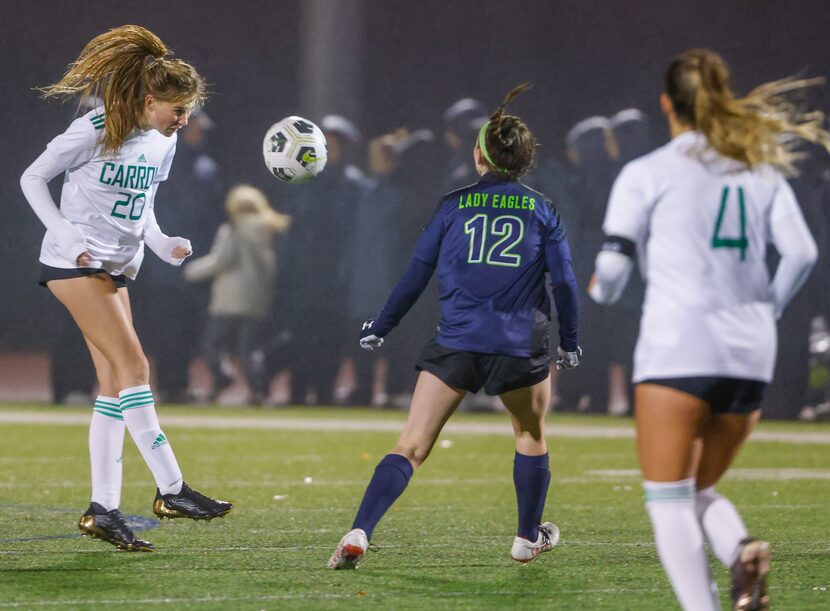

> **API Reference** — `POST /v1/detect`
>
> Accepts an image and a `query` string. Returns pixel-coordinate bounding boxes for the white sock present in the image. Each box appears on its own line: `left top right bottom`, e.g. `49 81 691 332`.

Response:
89 396 125 511
120 385 183 495
696 486 748 567
644 479 720 611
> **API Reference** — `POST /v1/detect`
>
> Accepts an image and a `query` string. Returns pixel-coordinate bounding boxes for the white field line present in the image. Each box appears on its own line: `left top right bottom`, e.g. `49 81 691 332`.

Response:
5 468 830 491
587 468 830 481
1 410 829 444
0 583 818 608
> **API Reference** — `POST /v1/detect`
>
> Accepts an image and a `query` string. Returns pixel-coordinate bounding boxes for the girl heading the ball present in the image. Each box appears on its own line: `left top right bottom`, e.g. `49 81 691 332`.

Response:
20 25 232 552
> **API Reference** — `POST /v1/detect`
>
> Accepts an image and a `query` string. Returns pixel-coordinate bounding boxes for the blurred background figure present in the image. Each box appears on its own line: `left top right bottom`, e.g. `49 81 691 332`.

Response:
609 108 653 164
768 146 830 418
273 114 365 405
346 130 404 406
441 98 488 192
347 128 436 406
134 110 225 403
184 185 290 405
601 109 655 415
557 116 620 413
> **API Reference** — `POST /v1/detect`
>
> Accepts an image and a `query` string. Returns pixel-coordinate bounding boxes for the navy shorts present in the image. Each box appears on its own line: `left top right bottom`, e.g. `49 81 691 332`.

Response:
415 338 551 396
39 264 128 288
638 376 767 414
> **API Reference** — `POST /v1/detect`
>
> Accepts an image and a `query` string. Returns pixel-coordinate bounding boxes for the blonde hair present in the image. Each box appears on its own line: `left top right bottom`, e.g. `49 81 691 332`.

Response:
666 48 830 176
225 185 290 232
40 25 205 157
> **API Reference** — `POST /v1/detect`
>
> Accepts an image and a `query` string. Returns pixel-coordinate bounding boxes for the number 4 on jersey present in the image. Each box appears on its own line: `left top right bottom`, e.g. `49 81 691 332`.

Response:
712 186 748 261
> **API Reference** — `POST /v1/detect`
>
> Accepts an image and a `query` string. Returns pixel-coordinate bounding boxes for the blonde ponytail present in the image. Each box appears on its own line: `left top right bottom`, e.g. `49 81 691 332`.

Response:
667 49 830 176
41 25 205 157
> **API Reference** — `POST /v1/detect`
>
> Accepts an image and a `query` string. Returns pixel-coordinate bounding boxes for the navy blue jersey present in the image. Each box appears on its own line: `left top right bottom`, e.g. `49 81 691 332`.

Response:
373 173 579 357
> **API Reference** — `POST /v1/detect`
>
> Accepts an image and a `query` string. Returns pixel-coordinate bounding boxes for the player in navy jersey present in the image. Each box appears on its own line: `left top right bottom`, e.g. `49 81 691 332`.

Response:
329 84 581 569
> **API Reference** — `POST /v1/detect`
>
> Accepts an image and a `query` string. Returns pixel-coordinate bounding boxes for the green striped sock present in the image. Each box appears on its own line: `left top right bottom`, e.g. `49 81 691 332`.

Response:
93 396 122 420
120 385 155 411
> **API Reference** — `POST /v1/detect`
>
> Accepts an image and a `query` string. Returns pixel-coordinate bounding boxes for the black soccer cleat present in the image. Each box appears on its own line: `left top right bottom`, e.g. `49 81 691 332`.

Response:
78 502 155 552
152 482 233 521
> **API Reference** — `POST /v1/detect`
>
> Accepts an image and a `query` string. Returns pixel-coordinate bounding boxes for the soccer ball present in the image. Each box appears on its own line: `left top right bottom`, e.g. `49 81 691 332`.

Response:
262 116 328 184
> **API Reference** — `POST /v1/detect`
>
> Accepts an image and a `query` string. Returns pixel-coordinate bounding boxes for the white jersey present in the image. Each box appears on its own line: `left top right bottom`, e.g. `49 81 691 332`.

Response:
604 131 808 383
38 107 176 277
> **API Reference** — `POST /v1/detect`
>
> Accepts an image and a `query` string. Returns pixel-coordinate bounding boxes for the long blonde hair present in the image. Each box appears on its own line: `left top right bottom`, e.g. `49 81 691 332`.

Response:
666 48 830 176
225 185 291 233
40 25 205 157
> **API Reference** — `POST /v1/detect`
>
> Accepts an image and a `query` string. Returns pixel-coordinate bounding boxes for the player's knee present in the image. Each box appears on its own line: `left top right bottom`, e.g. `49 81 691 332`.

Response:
513 418 544 441
115 350 150 384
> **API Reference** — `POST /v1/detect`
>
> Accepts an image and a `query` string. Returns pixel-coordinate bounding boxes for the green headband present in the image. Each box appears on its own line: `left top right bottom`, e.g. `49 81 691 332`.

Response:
477 120 509 174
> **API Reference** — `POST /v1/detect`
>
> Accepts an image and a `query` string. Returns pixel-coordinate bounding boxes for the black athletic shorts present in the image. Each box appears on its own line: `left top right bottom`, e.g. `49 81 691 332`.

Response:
38 264 128 288
638 376 767 415
415 338 551 396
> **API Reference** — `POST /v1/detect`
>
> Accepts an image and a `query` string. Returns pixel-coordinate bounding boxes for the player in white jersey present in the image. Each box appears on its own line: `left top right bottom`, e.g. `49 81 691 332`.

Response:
590 49 828 611
19 25 232 552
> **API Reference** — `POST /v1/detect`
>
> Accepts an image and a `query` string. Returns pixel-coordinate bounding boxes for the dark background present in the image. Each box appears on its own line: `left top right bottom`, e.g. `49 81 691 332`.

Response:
2 0 828 414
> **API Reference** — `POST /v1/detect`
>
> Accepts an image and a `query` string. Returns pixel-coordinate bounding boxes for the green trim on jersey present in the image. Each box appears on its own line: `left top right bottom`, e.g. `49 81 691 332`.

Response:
90 114 105 131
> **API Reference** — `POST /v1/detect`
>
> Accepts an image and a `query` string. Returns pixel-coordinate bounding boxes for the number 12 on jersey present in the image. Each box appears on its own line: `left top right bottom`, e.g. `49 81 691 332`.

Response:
711 186 748 261
464 214 524 267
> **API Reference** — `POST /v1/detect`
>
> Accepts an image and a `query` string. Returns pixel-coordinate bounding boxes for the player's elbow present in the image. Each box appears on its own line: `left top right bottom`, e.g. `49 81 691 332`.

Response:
785 236 819 273
19 167 35 195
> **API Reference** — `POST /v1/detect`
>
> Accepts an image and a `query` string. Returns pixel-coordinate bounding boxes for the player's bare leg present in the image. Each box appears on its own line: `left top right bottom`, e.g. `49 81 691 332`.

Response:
696 410 768 610
48 276 148 389
329 371 466 569
500 376 559 562
52 278 154 550
50 275 232 527
390 371 466 468
636 383 720 610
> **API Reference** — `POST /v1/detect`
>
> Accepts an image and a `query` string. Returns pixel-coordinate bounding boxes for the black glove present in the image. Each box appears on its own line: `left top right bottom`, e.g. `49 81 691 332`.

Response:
359 318 384 351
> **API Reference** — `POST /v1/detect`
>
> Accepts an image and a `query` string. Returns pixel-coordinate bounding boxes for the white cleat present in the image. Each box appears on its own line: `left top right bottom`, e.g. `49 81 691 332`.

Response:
511 522 560 563
328 528 369 570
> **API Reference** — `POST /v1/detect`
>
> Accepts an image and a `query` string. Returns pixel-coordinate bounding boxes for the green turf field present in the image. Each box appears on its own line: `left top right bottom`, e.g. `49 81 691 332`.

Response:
1 405 828 609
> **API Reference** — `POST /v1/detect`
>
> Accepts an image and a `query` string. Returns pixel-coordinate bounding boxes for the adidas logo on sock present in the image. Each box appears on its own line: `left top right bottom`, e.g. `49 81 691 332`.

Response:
137 153 147 163
151 433 168 449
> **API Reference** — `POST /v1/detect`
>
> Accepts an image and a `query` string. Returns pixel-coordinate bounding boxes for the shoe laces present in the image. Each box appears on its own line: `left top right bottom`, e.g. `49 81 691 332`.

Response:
106 509 134 541
537 525 553 546
181 483 222 507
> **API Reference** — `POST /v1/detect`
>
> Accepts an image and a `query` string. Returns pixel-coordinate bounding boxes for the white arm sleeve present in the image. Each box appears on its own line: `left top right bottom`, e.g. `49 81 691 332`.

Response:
601 160 657 244
590 251 634 305
591 160 656 305
769 177 818 319
143 196 192 267
19 117 97 264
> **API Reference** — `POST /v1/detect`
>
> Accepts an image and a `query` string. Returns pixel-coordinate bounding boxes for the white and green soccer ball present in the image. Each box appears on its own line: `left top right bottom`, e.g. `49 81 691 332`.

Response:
262 116 328 184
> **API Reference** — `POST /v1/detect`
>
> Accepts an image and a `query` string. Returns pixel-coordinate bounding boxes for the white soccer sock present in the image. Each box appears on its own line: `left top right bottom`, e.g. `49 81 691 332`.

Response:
644 479 720 611
89 396 125 511
696 486 748 567
120 385 183 495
